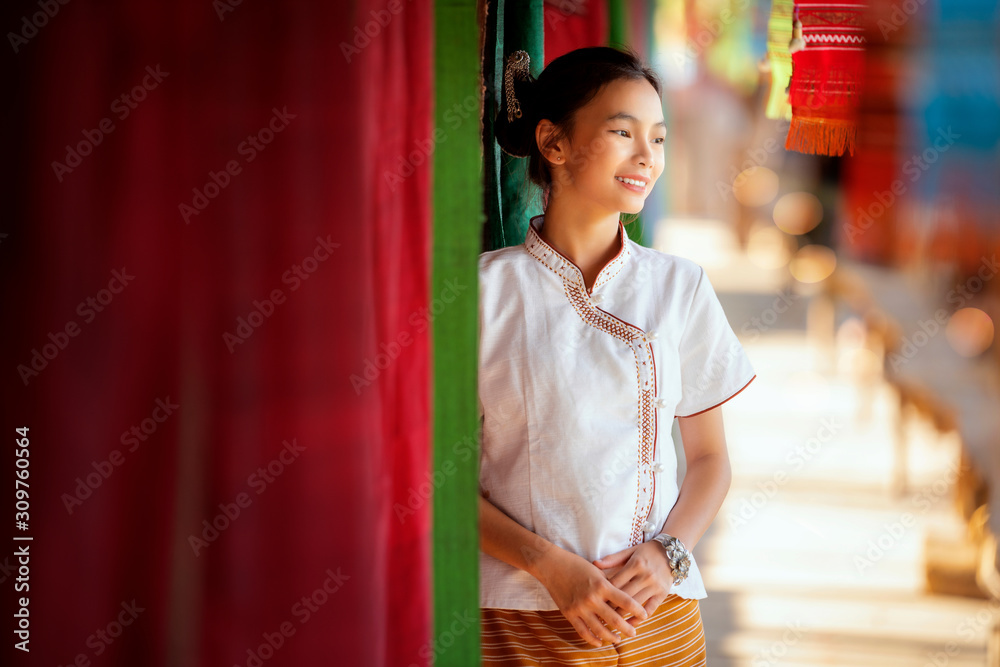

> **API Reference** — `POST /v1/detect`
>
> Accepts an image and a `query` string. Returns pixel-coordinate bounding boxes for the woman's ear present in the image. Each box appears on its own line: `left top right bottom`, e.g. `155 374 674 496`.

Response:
535 119 564 166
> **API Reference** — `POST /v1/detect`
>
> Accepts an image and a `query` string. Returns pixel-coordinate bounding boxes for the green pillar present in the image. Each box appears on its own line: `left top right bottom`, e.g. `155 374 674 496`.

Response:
433 0 482 664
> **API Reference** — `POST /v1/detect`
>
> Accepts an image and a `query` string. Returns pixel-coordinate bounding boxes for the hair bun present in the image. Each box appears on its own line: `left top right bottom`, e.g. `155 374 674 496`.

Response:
495 54 538 158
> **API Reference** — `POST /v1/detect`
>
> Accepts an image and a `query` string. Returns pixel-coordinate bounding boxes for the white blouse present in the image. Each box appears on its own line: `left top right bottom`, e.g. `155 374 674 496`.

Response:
478 213 756 610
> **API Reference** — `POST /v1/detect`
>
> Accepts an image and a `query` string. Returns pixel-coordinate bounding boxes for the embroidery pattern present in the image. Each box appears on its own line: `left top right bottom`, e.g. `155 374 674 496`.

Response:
804 33 865 46
523 215 630 293
523 216 660 547
563 283 657 547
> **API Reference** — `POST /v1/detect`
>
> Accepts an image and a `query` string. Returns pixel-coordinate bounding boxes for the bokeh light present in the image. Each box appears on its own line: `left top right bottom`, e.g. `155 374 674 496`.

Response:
747 222 792 270
946 308 995 357
789 244 837 283
773 192 823 235
733 166 780 207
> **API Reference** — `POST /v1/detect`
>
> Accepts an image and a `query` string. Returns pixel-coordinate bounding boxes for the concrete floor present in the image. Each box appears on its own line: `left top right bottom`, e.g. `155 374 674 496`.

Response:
658 218 995 666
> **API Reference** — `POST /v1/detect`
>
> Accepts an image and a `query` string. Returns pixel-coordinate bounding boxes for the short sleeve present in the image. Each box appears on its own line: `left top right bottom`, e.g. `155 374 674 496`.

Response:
477 260 485 425
674 266 756 418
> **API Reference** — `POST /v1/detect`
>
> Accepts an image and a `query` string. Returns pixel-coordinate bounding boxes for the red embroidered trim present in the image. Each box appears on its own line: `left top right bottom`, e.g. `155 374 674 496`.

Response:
675 374 756 418
523 215 631 293
563 281 658 547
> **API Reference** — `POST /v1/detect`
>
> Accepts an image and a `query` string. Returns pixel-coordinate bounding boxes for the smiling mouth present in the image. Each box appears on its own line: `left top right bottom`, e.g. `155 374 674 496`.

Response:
615 176 647 191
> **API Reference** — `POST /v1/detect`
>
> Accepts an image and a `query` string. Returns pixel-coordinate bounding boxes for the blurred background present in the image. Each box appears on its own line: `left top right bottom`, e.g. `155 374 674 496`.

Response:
2 0 999 665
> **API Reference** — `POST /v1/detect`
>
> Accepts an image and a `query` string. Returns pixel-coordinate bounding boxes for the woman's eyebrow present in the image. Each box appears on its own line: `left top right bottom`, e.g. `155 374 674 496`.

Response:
605 111 667 129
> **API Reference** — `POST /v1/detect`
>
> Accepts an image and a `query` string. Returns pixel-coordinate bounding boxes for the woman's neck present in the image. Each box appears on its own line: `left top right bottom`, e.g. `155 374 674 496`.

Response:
537 195 622 292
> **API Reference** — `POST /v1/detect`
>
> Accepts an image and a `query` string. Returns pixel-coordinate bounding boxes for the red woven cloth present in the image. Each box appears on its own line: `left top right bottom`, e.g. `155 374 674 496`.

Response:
1 1 432 665
785 1 868 156
543 0 609 65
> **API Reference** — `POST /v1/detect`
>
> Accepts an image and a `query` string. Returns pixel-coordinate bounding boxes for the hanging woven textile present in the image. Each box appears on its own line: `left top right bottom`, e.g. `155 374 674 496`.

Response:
764 0 794 121
784 1 867 156
838 0 914 266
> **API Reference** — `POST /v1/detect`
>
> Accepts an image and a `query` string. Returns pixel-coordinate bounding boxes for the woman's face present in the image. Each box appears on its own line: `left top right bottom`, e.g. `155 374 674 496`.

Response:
542 77 666 215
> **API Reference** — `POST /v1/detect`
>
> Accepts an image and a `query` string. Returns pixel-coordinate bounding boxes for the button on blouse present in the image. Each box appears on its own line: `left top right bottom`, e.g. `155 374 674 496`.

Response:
478 213 756 610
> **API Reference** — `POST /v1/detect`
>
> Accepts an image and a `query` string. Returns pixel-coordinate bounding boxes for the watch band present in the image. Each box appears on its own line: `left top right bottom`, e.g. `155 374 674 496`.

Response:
651 533 691 587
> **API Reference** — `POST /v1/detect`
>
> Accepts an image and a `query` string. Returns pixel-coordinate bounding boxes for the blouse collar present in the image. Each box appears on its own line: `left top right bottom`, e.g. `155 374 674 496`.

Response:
523 214 631 293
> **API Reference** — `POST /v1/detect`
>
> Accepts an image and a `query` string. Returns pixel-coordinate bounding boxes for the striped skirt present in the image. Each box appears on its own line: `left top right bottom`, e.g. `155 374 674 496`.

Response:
481 594 707 666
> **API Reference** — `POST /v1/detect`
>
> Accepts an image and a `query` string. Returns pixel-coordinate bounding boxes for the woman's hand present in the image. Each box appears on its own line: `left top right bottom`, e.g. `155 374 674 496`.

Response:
533 547 650 648
592 542 674 627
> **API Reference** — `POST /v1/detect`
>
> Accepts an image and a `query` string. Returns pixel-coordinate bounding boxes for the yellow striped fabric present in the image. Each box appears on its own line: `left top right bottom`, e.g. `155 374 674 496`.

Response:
481 594 707 665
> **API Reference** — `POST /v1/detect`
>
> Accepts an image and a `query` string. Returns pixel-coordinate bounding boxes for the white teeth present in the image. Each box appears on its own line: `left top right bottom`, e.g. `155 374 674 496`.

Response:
616 176 646 187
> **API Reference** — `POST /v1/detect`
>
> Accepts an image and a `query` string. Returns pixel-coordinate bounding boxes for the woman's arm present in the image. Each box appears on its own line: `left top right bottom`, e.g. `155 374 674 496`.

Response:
592 405 733 623
478 494 560 579
479 494 649 647
660 404 733 551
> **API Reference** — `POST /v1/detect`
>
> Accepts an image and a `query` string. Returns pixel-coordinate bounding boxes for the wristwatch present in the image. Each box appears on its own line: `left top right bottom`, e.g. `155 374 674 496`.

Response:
651 533 691 587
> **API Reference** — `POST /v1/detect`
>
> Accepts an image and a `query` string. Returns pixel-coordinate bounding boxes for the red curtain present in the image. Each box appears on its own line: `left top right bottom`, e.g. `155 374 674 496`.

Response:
543 0 608 64
2 1 431 665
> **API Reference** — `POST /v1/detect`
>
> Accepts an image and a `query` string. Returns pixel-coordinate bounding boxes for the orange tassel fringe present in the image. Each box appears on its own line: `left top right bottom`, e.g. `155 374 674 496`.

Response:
785 116 857 157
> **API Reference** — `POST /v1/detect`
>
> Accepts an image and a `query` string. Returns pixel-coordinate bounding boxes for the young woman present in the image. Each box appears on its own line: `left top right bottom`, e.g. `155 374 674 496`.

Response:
478 46 756 665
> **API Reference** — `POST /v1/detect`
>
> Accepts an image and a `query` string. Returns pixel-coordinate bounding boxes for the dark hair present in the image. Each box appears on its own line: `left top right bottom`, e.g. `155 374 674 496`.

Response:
494 45 662 194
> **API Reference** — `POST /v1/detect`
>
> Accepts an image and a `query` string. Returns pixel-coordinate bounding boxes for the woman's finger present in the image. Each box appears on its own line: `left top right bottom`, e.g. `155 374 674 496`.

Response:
623 590 667 628
630 585 657 609
605 583 649 623
607 561 636 590
586 610 624 645
568 615 605 648
622 589 652 629
610 575 646 603
595 602 637 639
642 596 663 620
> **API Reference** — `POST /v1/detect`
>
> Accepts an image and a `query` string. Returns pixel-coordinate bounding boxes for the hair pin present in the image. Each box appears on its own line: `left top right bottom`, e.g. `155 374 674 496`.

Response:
504 50 531 123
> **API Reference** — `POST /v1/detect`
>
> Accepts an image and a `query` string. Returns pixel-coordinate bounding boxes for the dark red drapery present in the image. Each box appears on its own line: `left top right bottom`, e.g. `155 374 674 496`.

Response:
2 1 432 665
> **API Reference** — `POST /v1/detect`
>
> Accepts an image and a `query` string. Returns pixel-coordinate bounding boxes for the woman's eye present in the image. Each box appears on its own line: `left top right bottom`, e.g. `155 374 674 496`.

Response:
613 130 665 143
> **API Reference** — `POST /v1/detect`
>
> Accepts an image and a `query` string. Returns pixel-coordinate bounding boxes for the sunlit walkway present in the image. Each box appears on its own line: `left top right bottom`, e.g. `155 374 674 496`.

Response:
657 218 993 666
